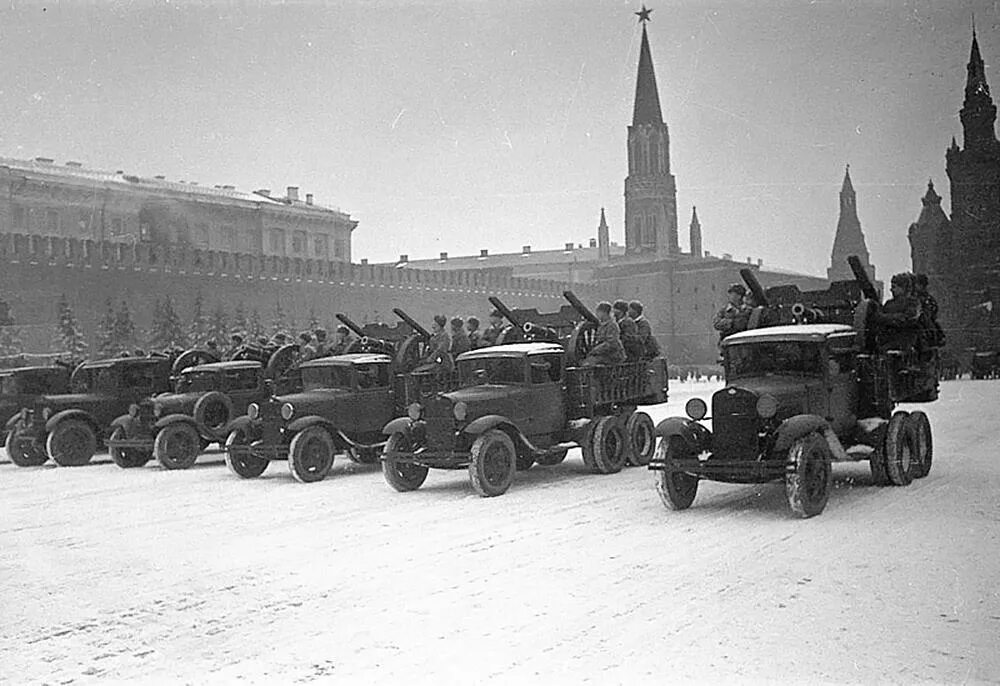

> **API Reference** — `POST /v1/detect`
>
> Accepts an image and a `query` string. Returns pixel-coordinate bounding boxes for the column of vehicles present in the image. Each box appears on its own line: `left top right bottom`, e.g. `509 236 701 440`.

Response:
2 254 945 518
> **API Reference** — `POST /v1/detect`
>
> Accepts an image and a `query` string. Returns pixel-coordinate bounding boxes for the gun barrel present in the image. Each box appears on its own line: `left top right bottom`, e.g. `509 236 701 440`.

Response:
487 296 522 328
335 313 366 338
847 255 880 303
739 268 770 308
562 290 601 326
392 307 432 340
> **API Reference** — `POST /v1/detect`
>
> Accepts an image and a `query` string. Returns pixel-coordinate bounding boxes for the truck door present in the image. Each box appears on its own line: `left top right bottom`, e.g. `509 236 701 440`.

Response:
526 352 566 440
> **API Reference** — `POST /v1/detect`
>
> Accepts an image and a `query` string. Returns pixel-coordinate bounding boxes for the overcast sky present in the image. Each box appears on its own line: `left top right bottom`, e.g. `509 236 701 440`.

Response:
0 0 995 279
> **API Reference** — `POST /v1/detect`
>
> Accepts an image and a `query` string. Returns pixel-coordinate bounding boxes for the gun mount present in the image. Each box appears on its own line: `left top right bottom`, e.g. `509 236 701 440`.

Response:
848 255 880 303
392 308 433 372
563 291 600 326
562 291 602 367
392 308 432 340
488 296 525 344
335 313 366 339
337 313 396 355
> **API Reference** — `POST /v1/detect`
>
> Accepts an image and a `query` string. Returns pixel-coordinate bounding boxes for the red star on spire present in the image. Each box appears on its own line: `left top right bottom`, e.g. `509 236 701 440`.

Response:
635 5 652 24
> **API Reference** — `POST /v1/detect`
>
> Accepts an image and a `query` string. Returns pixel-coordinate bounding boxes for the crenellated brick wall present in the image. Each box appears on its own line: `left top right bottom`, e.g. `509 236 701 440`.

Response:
0 233 609 352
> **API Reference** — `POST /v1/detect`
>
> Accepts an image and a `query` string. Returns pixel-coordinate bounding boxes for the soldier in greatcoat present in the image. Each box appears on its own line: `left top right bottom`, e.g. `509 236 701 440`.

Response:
613 300 643 361
480 310 505 347
628 300 660 359
582 302 626 366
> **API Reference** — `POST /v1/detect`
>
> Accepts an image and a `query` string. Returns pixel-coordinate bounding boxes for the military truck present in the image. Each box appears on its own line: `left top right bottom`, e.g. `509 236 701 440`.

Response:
649 257 937 518
379 292 668 497
1 365 72 464
222 311 433 483
6 356 173 467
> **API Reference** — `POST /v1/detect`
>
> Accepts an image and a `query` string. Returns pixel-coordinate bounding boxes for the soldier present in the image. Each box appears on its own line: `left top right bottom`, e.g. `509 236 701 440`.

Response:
449 317 471 356
914 274 944 348
877 273 920 351
612 300 642 361
415 315 451 372
713 284 749 342
298 331 318 361
628 300 660 359
272 332 290 347
328 326 353 356
313 328 329 357
582 302 626 366
466 316 482 349
205 340 219 357
480 310 504 347
226 333 245 360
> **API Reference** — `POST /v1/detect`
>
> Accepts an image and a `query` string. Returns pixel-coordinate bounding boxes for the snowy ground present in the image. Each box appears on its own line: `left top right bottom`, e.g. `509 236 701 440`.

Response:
1 379 998 685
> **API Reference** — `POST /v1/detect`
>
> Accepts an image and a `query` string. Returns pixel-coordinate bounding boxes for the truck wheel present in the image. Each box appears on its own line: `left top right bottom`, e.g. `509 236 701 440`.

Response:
536 448 568 466
884 411 915 486
109 427 152 468
288 427 335 483
5 428 48 467
869 445 891 486
785 432 833 518
382 432 428 492
908 411 932 479
584 416 626 474
625 412 655 466
655 437 699 511
469 429 517 497
47 419 97 467
224 427 268 479
154 422 202 470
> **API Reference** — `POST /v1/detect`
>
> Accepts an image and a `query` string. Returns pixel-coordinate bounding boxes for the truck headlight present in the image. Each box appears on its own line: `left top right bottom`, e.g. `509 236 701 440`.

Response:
407 402 422 421
280 403 295 421
453 401 468 421
685 398 707 421
247 403 260 420
756 394 778 419
153 402 164 418
42 407 53 421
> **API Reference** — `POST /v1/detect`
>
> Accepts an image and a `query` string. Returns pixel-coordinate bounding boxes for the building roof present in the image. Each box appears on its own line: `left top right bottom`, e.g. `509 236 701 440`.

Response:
632 25 664 126
724 324 853 345
457 343 565 360
391 242 626 271
0 155 351 219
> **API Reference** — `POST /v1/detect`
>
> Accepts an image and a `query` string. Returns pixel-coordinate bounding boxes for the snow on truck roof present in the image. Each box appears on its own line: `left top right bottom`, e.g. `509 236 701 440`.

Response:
185 360 262 373
457 343 565 361
724 324 854 345
300 353 393 367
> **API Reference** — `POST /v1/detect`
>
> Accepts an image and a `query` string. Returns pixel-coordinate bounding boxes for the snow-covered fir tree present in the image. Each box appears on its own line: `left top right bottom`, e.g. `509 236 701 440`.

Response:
52 294 88 359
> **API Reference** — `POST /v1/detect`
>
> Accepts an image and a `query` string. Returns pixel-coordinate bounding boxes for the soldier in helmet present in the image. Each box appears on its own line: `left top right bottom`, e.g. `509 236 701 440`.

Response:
628 300 660 359
329 326 353 356
415 315 451 372
877 273 920 351
713 284 749 342
612 300 642 361
466 316 482 349
298 331 318 361
480 310 504 347
582 302 626 366
313 328 330 357
449 317 470 356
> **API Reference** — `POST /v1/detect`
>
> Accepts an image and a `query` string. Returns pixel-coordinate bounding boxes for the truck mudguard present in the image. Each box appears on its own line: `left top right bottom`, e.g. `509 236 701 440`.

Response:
654 417 711 453
773 414 830 453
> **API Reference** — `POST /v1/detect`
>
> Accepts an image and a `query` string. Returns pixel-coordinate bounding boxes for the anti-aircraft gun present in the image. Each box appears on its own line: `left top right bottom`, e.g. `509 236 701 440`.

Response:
391 307 433 373
335 314 396 356
562 290 603 367
487 296 561 345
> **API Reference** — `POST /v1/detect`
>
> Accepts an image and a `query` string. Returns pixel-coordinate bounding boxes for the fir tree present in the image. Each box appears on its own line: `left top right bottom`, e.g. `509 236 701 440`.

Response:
232 302 249 336
248 309 263 339
207 305 229 347
0 325 23 358
188 292 209 347
113 301 138 353
53 294 88 359
96 299 118 358
307 308 321 331
147 297 187 351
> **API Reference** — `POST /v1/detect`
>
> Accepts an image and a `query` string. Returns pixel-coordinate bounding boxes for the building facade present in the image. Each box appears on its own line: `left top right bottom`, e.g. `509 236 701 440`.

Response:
0 157 357 262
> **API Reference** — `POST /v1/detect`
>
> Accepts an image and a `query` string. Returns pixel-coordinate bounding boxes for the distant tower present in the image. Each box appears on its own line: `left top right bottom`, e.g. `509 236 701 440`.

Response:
946 27 1000 284
624 6 679 258
597 207 611 261
688 206 702 258
908 179 951 279
828 165 875 281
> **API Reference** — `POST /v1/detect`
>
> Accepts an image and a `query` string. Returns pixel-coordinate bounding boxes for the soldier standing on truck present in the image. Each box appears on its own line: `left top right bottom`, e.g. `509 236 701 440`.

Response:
713 284 749 342
628 300 660 359
466 316 482 349
415 315 451 372
877 273 920 352
582 302 626 366
313 328 330 357
329 326 353 356
914 274 945 347
613 300 642 361
481 310 504 347
449 317 471 356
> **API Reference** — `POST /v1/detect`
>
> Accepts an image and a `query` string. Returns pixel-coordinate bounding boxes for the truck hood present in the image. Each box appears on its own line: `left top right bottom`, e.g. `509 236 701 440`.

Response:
443 385 521 404
153 392 201 415
719 378 814 420
36 393 103 410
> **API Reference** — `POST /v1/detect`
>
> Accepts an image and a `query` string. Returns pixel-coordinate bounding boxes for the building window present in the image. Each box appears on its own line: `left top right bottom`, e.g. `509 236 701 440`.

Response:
291 230 307 254
334 239 345 259
46 209 60 235
221 225 236 252
314 234 329 258
110 217 124 238
269 228 286 255
194 223 210 249
12 205 25 230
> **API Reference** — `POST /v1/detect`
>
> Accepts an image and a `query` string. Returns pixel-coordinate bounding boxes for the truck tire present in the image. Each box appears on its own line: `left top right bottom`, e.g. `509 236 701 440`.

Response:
884 411 914 486
469 429 517 497
583 416 625 475
655 436 699 511
154 422 201 470
869 445 891 486
785 431 833 518
47 419 97 467
382 432 428 492
5 428 48 467
535 448 568 466
109 427 152 468
224 427 268 479
908 411 932 479
288 426 336 483
192 391 233 437
625 411 655 466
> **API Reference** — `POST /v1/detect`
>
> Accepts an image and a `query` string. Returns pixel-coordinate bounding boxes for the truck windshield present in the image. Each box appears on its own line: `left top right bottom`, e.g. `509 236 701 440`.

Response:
726 341 824 379
302 365 353 391
177 370 220 393
458 357 525 385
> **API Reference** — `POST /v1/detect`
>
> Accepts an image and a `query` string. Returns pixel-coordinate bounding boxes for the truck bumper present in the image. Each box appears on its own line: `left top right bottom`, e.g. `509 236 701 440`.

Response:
649 454 783 484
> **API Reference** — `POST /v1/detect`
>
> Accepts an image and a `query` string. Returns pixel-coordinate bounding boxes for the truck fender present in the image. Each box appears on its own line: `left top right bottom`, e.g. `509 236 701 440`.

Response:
224 415 256 436
286 415 334 435
46 409 97 434
154 414 199 431
654 417 711 453
382 417 413 437
463 415 516 437
109 414 134 431
773 415 830 454
6 411 24 429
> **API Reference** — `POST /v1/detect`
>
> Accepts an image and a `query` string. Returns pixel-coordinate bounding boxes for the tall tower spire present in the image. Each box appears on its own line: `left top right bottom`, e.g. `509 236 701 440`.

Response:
597 207 611 261
624 5 679 258
960 26 998 151
828 165 875 282
689 206 702 258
